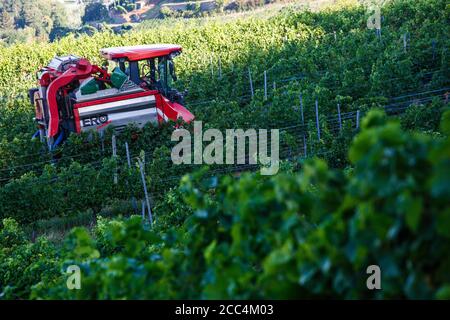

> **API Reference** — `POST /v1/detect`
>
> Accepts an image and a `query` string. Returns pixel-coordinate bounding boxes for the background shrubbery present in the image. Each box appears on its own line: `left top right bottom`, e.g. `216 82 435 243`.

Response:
2 109 449 299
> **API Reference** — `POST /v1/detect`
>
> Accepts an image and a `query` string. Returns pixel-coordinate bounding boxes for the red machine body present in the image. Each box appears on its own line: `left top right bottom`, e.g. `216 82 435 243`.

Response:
30 44 194 149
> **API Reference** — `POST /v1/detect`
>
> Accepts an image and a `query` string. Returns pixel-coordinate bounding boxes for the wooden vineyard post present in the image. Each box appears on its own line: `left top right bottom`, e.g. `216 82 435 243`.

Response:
248 68 254 99
337 103 342 131
377 16 382 39
125 142 137 212
112 135 117 184
356 110 360 129
300 93 307 157
218 56 222 79
125 142 131 167
100 131 105 153
315 99 321 141
264 70 267 101
300 93 304 124
210 55 214 77
138 158 153 226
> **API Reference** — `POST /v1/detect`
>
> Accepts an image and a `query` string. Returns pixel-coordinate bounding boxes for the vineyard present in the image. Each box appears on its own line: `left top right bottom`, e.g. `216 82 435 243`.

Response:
0 0 449 299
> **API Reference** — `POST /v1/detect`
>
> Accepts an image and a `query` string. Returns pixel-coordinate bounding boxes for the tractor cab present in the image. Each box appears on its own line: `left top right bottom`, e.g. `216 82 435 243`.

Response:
30 44 194 150
100 44 184 103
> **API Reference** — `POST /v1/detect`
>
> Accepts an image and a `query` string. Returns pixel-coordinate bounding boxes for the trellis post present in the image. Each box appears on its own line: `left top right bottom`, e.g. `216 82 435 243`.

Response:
300 94 305 124
264 70 267 100
315 99 321 140
125 142 137 212
210 55 214 77
248 68 254 98
377 16 383 39
112 135 117 184
100 131 105 153
138 158 153 225
356 110 360 129
125 142 131 167
300 93 307 157
337 103 342 131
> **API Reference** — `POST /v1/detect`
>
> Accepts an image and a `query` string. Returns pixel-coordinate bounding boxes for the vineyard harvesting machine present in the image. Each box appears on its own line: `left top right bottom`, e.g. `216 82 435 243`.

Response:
29 44 194 150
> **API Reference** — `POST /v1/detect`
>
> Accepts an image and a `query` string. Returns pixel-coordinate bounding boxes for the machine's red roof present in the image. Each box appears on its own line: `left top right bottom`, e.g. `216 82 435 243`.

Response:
100 44 182 61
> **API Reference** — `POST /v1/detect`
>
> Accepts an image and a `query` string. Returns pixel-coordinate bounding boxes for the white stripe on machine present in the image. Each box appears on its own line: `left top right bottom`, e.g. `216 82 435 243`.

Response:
80 108 158 129
107 108 157 122
78 95 155 115
156 108 169 121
